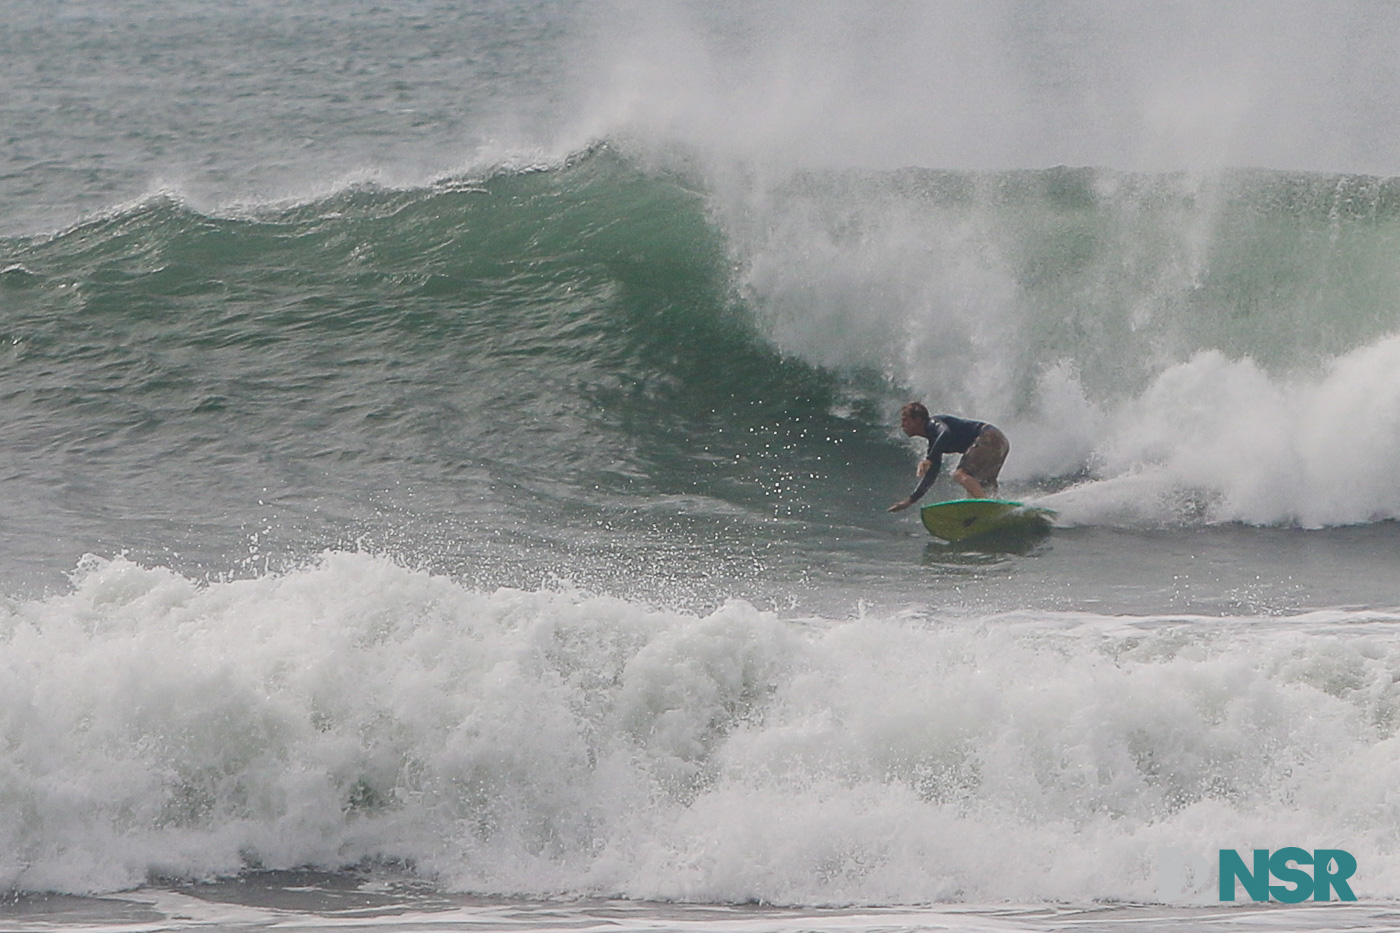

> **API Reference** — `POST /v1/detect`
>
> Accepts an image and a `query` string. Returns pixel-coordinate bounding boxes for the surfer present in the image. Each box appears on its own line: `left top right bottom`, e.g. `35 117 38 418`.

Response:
887 402 1009 511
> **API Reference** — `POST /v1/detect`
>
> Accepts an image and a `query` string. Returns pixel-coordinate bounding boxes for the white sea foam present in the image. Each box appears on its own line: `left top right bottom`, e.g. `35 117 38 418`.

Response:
4 552 1400 902
1037 334 1400 527
703 154 1400 529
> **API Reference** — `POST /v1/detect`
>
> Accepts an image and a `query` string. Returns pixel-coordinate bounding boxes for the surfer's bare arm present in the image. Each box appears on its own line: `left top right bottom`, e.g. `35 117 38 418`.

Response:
890 454 941 511
889 410 948 513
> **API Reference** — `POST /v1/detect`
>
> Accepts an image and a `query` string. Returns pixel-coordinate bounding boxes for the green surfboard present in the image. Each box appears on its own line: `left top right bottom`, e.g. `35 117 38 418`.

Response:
919 498 1056 542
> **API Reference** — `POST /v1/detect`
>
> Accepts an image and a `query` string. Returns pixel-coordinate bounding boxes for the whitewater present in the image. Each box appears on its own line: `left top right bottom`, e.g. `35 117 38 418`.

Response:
4 2 1400 931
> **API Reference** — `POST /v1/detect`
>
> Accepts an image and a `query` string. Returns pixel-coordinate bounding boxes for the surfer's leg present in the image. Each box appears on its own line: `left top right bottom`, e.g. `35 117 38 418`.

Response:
950 468 987 498
955 427 1009 498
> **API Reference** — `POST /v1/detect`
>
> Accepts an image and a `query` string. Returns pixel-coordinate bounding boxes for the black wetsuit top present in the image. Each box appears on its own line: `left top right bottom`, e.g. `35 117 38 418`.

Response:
908 414 989 503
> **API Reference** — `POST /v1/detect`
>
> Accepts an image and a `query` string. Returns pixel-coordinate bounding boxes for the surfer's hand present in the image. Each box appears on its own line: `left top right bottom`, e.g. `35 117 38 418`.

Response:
916 459 932 477
888 498 913 512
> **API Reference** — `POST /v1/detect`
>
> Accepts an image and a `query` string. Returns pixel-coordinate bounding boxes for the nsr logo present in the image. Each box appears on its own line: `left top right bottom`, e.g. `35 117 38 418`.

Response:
1158 848 1357 903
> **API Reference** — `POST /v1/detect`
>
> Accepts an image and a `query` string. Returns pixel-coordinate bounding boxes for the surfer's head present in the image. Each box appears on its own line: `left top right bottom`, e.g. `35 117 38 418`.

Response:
899 401 930 436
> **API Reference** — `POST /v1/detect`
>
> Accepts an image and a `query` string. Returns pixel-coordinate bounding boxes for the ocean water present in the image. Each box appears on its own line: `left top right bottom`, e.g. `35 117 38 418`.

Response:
5 3 1400 931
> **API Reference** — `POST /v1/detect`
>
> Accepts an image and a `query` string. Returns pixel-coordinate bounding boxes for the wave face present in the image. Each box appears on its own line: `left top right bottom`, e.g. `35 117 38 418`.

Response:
6 154 1400 585
5 552 1400 901
0 152 901 598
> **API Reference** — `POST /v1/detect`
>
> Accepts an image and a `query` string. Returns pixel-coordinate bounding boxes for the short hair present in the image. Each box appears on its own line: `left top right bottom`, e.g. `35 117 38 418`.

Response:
900 401 930 423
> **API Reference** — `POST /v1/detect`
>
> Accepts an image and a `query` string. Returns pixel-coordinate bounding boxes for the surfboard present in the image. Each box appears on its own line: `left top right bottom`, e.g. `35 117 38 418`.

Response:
919 498 1056 542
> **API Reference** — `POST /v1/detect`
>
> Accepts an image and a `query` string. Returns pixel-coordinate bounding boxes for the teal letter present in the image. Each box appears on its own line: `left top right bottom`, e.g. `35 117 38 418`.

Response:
1219 849 1269 902
1269 847 1314 903
1313 849 1357 901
